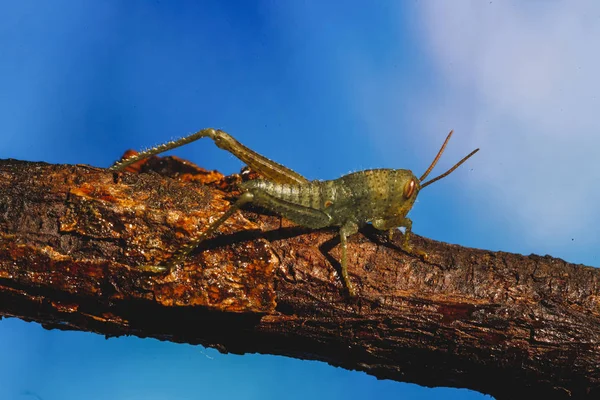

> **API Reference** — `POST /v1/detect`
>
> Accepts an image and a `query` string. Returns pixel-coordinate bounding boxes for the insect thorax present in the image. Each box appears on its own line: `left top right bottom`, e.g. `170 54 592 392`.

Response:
332 169 418 223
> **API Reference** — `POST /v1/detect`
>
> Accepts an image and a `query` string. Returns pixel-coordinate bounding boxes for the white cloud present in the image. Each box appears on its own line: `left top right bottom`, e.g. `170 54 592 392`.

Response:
415 1 600 248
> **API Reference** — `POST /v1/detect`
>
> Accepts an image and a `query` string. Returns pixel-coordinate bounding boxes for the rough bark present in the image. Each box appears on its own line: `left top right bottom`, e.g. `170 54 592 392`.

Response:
0 155 599 399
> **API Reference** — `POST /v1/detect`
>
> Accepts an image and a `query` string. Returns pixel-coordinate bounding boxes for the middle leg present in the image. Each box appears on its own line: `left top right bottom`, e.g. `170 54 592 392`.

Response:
339 221 359 296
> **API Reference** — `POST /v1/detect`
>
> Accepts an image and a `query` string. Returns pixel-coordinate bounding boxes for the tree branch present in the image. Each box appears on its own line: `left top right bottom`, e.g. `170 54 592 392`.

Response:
0 156 598 399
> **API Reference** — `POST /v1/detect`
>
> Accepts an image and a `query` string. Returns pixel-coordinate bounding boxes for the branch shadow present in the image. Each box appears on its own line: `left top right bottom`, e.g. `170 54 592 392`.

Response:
185 221 418 297
190 225 317 254
358 224 407 254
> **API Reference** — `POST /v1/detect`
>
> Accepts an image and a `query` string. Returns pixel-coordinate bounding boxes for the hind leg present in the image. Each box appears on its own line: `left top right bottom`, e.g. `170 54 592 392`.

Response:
110 128 308 185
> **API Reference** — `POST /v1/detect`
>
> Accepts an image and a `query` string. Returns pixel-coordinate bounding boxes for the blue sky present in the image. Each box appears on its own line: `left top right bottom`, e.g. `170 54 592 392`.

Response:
1 1 598 399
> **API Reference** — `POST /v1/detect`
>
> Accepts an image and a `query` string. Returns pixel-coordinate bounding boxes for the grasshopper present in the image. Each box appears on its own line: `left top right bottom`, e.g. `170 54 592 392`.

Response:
109 129 478 296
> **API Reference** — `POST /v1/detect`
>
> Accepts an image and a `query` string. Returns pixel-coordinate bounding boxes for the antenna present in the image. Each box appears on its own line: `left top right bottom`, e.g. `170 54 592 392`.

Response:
419 130 479 189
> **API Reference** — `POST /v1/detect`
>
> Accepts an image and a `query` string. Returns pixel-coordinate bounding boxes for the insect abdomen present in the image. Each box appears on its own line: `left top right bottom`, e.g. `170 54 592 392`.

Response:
240 180 332 209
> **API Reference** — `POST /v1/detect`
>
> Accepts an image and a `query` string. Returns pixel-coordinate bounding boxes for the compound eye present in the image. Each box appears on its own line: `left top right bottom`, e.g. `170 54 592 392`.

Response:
403 179 416 199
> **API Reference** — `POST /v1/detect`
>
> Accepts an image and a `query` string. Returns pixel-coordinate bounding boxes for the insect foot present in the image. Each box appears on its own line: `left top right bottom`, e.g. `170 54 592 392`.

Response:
111 128 478 298
400 231 429 261
397 218 429 261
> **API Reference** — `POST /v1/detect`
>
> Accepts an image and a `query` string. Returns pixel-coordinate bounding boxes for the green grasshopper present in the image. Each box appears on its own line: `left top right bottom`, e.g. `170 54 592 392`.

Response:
110 129 478 296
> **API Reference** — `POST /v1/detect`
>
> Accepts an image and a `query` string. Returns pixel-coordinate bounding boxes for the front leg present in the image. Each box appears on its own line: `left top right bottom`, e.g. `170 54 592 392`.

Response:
373 217 427 260
399 217 413 252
